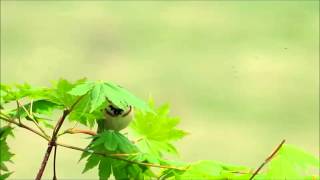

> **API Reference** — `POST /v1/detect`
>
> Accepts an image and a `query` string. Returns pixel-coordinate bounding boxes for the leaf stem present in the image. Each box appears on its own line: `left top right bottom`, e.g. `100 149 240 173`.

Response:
0 116 137 157
58 128 97 136
53 145 57 180
0 115 50 141
249 139 286 180
133 137 144 144
17 100 50 139
0 114 187 172
16 100 21 124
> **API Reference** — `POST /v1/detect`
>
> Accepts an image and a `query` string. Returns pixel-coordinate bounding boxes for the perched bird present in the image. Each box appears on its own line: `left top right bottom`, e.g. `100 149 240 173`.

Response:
97 101 133 132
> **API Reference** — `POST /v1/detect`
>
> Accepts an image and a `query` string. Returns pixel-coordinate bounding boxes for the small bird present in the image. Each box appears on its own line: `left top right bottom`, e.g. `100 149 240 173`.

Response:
97 101 133 132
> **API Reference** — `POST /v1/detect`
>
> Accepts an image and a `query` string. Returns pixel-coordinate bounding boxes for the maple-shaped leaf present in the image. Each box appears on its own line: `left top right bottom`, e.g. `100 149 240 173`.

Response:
68 81 150 112
90 130 137 153
9 100 62 118
98 157 112 180
129 98 187 157
43 78 87 107
0 126 14 180
266 144 320 179
0 83 48 105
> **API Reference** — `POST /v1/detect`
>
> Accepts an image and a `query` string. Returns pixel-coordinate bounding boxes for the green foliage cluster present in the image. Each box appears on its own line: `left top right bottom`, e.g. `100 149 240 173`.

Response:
0 78 319 180
0 126 14 180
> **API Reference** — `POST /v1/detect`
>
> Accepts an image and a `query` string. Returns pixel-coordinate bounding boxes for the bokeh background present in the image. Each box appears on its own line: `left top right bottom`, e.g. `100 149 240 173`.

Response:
1 1 319 179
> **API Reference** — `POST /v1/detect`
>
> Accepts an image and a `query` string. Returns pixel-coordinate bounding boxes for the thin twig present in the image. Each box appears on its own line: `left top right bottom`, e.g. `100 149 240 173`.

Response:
0 111 11 119
72 122 79 129
17 101 50 138
36 95 85 180
133 137 144 144
56 142 138 157
56 142 186 170
0 116 136 157
58 128 97 136
53 145 57 180
0 115 187 171
69 95 85 112
30 99 34 116
249 139 286 180
35 110 69 180
16 101 21 124
0 116 50 141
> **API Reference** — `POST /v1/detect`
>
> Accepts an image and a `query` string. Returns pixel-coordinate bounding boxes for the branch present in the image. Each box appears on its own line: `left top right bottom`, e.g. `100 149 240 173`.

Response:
0 116 137 157
249 139 286 180
17 101 50 139
53 145 57 180
15 101 21 124
56 142 138 157
59 128 97 136
36 95 85 180
133 137 144 144
0 115 187 171
35 109 70 180
0 116 50 141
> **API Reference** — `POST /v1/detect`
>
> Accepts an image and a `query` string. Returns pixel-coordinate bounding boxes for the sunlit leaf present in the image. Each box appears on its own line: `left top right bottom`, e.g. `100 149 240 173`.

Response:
98 157 112 180
69 81 150 112
83 154 101 173
130 98 187 157
266 144 320 179
0 126 14 180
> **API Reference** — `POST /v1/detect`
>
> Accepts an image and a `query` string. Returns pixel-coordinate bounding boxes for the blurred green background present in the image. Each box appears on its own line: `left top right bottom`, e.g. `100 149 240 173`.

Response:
1 1 319 179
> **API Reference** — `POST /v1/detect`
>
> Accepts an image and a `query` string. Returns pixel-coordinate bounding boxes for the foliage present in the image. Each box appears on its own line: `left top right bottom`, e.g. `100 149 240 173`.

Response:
130 99 188 157
266 144 320 179
0 78 319 180
68 81 150 112
81 130 149 180
0 126 14 180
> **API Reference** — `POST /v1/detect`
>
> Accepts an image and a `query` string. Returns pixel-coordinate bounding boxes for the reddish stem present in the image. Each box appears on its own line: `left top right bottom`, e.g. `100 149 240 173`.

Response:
67 128 97 136
249 139 286 180
35 110 69 180
35 96 84 180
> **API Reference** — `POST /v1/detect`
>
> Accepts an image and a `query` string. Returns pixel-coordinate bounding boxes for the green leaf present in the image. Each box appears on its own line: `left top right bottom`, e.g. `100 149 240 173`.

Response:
266 144 320 179
69 81 150 113
180 161 223 178
0 126 13 140
127 164 144 179
116 133 137 153
0 127 14 179
160 161 224 180
44 78 87 108
160 160 250 180
0 141 14 163
68 82 94 96
104 82 150 111
112 161 129 180
79 148 91 163
68 94 102 127
0 172 13 180
9 100 62 118
90 84 107 112
0 83 46 104
103 131 118 151
130 153 160 164
82 154 101 173
0 84 11 106
98 158 112 180
130 98 187 157
91 131 137 153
